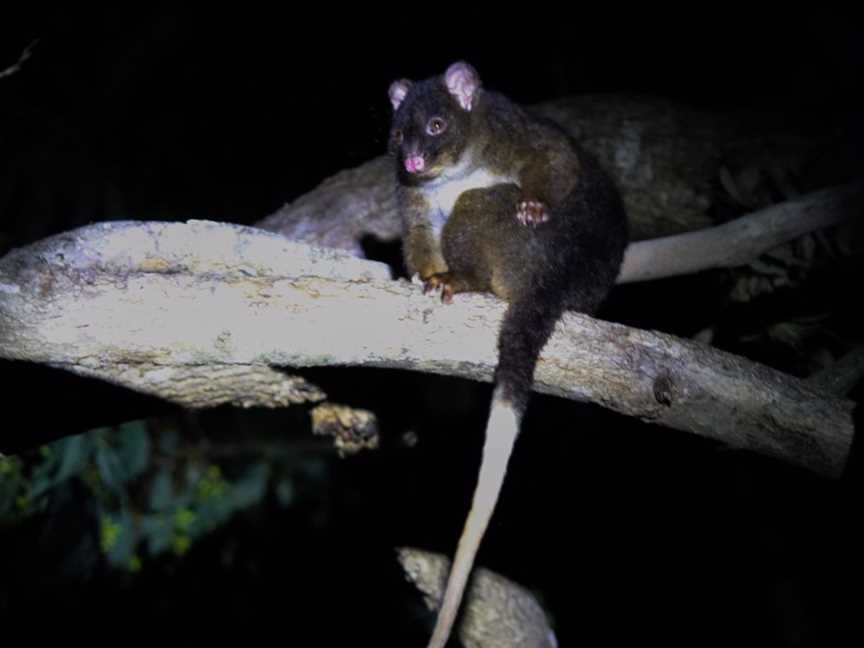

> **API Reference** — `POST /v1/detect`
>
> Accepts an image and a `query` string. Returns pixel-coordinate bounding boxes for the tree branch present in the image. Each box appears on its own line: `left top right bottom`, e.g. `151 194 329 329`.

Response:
0 39 39 80
397 547 556 648
257 150 860 285
0 220 853 477
618 181 863 282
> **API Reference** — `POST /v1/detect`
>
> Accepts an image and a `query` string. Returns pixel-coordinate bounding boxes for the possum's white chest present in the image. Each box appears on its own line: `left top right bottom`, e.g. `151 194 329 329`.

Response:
421 166 515 236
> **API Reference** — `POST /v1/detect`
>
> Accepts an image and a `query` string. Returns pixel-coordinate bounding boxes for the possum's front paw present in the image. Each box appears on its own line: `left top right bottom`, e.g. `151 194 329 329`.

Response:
516 199 549 227
422 272 461 304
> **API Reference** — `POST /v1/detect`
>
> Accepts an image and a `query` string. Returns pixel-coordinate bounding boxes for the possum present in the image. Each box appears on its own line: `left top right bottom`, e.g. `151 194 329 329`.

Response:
388 61 627 647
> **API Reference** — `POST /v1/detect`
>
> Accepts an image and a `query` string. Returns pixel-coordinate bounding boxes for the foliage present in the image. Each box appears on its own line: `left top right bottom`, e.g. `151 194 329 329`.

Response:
0 420 273 571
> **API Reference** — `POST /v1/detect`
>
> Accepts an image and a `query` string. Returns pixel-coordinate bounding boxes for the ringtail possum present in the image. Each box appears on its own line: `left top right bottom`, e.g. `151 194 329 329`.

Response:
388 61 627 648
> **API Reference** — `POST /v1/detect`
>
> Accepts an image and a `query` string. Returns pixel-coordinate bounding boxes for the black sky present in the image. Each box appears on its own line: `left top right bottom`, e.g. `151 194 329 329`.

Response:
1 6 861 244
1 7 862 647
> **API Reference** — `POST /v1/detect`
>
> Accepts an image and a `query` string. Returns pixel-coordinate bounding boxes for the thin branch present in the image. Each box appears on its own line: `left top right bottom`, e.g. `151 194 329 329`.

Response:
618 182 863 283
0 220 853 477
0 39 39 80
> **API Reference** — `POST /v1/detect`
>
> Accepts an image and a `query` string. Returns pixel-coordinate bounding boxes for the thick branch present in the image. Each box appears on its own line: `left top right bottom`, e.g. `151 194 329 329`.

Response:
258 156 399 256
397 547 556 648
0 221 853 477
0 220 387 408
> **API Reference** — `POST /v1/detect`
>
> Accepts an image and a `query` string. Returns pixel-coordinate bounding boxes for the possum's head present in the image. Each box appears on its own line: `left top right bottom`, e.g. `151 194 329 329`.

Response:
387 61 481 183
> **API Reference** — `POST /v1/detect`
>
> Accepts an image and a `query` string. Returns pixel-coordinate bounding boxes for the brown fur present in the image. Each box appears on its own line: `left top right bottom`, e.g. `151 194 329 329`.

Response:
389 62 627 648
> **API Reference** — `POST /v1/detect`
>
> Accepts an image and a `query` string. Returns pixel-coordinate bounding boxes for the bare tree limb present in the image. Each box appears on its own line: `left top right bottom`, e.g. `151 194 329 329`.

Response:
0 220 853 477
397 547 556 648
0 220 386 408
619 182 863 282
258 156 398 257
257 152 861 284
0 39 39 80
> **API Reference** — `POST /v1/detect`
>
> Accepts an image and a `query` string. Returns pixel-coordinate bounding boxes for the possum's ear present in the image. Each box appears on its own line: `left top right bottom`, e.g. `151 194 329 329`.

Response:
444 61 481 111
388 79 412 111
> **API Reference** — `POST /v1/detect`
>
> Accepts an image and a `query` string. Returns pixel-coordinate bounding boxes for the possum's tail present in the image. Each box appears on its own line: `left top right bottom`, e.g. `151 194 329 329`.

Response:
426 293 563 648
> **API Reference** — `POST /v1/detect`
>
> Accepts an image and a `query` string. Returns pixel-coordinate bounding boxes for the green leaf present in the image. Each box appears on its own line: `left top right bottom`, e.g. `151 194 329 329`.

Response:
276 478 295 508
172 534 191 556
174 507 197 532
115 420 150 481
149 469 174 512
128 554 142 573
196 464 228 501
95 442 124 494
0 455 20 477
100 515 122 553
101 510 135 567
141 513 173 555
54 434 93 482
230 462 269 509
158 428 180 456
0 484 19 517
31 434 92 497
0 457 23 516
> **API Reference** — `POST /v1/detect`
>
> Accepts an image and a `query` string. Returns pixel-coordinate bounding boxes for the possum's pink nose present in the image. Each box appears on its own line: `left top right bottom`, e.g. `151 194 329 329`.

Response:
404 155 425 174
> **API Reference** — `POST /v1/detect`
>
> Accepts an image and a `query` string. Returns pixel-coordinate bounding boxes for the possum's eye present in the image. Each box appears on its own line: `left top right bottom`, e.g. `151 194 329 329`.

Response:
426 117 447 136
391 129 403 144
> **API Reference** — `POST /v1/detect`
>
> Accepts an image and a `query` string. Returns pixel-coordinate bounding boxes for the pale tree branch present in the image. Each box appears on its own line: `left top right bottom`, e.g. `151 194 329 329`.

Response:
618 181 863 282
397 547 556 648
0 220 386 409
0 220 853 477
0 39 39 80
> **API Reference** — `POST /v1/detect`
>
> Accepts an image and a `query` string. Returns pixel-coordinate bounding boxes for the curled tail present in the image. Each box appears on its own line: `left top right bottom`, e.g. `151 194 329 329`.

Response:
426 294 563 648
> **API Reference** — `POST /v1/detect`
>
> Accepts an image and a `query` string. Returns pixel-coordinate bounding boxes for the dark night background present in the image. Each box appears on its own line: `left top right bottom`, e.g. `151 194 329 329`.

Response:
1 5 862 647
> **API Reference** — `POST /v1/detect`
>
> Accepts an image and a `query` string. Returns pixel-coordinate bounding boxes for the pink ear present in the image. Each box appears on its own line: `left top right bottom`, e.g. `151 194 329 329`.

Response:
389 79 412 111
444 61 481 111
